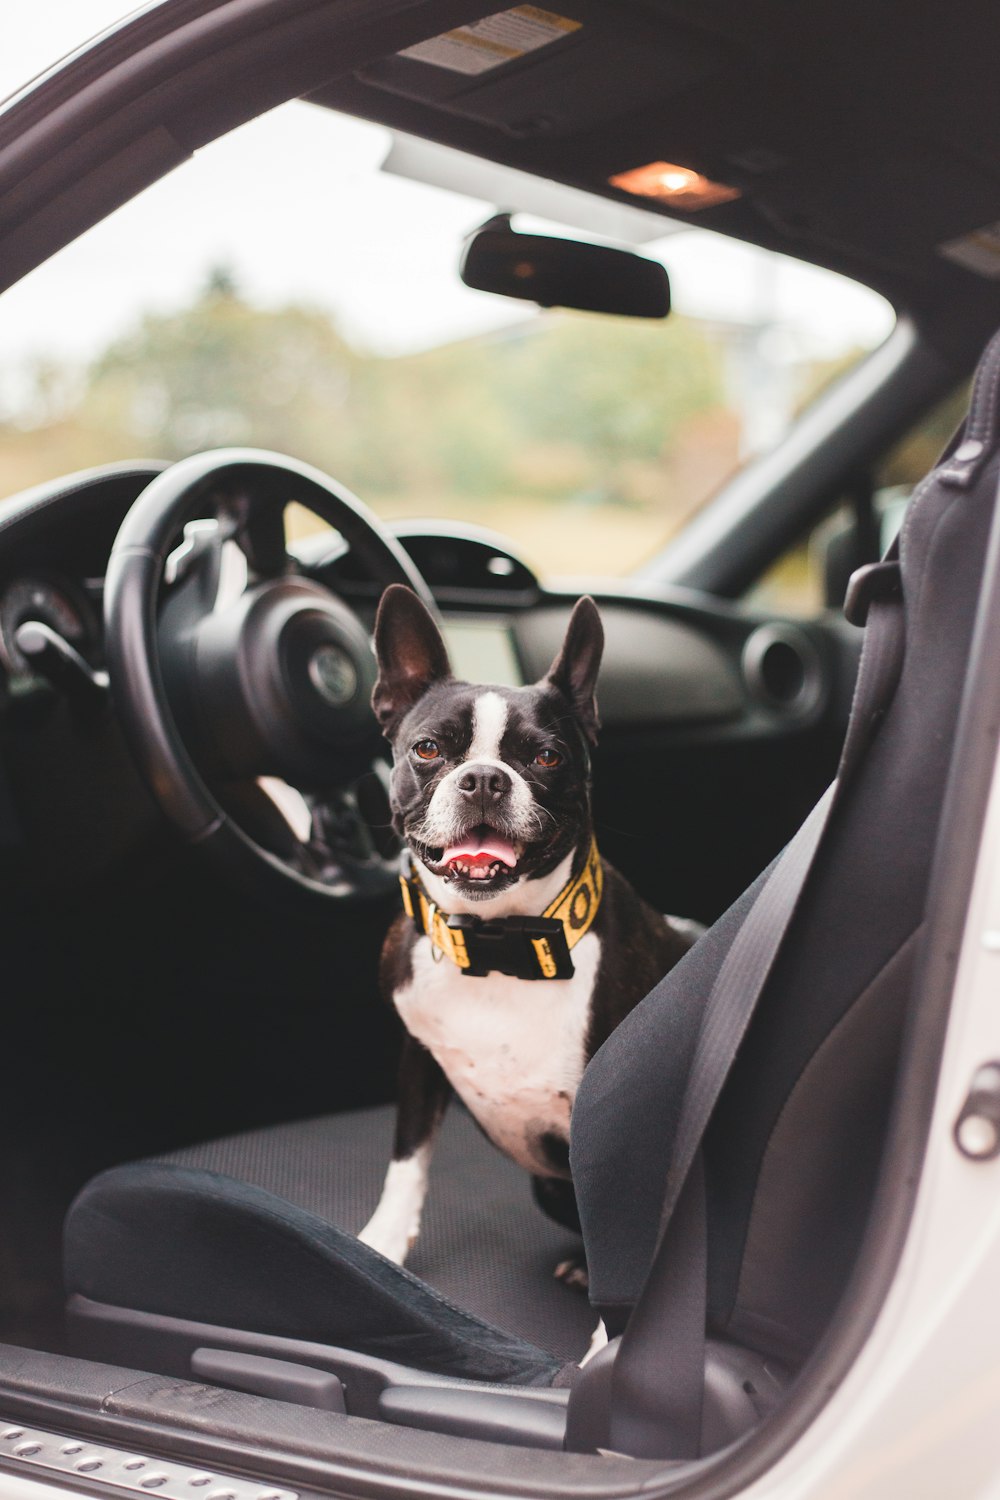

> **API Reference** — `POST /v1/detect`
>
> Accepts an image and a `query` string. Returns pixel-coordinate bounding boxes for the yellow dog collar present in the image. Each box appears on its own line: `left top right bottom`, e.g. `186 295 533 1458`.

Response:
399 837 603 981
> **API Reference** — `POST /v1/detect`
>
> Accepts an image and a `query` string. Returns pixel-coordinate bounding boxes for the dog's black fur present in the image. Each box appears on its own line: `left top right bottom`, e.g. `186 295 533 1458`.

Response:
359 585 695 1270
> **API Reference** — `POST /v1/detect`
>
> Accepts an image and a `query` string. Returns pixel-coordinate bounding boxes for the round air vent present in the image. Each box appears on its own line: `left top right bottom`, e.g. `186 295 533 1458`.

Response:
742 624 822 713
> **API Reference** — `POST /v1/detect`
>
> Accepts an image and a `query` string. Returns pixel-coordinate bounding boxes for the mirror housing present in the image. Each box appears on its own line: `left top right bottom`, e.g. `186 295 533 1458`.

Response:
460 215 670 319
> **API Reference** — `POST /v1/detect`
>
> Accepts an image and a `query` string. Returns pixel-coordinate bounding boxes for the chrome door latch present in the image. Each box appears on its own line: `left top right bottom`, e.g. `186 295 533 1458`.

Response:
954 1062 1000 1160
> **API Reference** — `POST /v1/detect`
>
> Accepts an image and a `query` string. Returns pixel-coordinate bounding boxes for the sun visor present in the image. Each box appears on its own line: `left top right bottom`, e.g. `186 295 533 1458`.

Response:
357 2 727 140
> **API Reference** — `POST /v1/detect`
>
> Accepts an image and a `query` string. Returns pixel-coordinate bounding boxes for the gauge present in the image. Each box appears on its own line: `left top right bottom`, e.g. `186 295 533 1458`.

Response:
0 575 96 679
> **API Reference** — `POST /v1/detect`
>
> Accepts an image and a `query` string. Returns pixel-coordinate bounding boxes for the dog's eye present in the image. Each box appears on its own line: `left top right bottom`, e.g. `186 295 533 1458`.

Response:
534 747 562 768
413 739 441 760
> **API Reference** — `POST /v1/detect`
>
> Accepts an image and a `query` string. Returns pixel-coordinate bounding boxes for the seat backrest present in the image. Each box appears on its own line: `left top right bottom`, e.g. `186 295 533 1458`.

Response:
572 329 1000 1367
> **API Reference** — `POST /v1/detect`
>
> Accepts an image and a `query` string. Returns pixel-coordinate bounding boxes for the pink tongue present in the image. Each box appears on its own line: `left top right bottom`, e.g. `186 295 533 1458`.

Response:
442 832 518 868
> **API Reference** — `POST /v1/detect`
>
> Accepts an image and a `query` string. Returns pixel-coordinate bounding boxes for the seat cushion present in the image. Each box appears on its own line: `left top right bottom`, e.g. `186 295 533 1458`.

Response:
65 1105 597 1376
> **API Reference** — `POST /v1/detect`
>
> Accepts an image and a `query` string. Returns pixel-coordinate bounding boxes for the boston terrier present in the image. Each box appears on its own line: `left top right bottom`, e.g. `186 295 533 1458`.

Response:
359 584 698 1282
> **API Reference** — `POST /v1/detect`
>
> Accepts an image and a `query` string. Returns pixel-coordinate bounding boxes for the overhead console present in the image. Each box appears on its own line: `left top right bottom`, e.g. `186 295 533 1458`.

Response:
304 0 1000 333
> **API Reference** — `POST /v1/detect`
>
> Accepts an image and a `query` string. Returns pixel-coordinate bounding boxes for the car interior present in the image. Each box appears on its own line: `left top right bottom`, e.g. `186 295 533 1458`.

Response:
2 0 1000 1494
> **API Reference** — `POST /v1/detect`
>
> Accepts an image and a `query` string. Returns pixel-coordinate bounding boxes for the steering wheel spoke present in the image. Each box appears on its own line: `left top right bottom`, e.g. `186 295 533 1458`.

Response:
232 772 399 896
104 448 432 902
222 489 292 580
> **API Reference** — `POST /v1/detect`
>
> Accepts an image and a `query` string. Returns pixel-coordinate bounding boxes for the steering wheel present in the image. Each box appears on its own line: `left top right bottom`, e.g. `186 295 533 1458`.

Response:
103 448 435 903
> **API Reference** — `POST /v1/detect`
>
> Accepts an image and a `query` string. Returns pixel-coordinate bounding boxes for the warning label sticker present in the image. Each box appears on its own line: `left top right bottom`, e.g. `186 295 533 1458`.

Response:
398 7 581 76
940 222 1000 279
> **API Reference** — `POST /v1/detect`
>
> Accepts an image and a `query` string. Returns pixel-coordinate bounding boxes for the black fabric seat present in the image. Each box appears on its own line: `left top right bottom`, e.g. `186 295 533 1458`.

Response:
63 329 1000 1451
159 1107 593 1358
67 1105 595 1382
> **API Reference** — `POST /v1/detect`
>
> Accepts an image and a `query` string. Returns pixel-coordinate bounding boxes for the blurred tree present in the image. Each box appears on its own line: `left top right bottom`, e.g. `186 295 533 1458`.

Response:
0 271 743 571
381 313 724 505
82 267 360 464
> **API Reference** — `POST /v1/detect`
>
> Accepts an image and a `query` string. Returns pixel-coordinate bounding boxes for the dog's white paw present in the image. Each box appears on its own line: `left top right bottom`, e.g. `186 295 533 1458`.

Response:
358 1153 430 1265
580 1319 608 1367
554 1255 589 1292
357 1216 416 1265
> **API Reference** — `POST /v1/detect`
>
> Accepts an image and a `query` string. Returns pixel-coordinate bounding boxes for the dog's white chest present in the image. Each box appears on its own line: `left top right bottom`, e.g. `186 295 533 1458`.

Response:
394 932 601 1175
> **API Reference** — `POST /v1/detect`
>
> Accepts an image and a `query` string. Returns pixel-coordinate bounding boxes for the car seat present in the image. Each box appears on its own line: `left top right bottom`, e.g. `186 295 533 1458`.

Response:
63 327 1000 1459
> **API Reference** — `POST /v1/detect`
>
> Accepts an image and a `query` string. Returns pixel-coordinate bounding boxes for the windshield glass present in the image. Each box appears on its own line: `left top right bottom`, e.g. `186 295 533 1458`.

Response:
0 99 893 579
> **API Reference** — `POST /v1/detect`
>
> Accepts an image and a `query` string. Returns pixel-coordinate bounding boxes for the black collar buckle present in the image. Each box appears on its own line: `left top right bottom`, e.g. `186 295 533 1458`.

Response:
447 912 575 980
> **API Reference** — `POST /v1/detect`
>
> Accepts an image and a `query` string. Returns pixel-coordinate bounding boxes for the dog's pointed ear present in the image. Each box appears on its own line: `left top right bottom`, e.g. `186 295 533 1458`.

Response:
543 596 603 745
372 584 452 733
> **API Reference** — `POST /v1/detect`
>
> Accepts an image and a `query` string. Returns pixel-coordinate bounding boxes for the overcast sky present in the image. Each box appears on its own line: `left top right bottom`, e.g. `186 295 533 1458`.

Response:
1 3 895 374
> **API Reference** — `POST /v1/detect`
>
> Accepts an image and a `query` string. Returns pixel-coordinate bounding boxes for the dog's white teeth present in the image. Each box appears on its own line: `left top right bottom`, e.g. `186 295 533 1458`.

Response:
446 857 509 881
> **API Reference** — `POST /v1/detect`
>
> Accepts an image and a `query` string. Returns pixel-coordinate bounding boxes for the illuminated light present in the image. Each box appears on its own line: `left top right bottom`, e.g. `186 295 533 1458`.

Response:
608 160 741 211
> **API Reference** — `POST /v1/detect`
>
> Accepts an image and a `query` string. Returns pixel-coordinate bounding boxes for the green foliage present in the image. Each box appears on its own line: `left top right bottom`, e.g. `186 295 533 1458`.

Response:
0 270 736 570
355 314 723 505
85 275 361 461
31 274 724 502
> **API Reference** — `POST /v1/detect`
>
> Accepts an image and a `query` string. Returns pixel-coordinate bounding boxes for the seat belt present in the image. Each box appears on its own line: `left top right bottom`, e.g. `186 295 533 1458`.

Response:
571 559 906 1460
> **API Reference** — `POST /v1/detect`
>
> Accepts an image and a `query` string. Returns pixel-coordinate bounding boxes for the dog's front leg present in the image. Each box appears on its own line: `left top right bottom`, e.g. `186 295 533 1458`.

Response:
359 1035 450 1265
580 1319 608 1366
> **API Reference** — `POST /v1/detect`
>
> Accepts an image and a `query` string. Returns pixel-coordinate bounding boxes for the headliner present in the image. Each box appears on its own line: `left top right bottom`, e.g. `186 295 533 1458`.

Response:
3 0 1000 364
309 0 1000 356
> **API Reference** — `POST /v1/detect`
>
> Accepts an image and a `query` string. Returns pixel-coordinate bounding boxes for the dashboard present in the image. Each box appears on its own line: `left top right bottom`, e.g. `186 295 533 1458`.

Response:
0 461 854 730
0 460 861 918
0 573 100 683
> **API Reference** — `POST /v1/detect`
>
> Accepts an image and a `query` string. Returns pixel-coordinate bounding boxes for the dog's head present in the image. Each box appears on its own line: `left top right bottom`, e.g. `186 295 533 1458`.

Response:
372 585 603 903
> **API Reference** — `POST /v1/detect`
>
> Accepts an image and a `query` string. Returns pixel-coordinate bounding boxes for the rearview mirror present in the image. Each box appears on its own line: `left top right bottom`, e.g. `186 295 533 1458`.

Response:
459 215 670 319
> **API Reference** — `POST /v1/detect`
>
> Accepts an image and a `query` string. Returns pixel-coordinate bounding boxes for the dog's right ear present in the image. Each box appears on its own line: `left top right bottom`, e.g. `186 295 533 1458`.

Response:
543 595 604 745
372 584 452 733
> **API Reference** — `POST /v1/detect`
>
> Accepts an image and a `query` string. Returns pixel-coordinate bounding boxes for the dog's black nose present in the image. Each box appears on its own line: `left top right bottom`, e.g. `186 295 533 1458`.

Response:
458 764 508 801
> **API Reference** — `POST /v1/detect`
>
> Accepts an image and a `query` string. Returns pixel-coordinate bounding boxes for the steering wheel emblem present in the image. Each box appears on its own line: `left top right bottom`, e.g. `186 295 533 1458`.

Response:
308 642 358 707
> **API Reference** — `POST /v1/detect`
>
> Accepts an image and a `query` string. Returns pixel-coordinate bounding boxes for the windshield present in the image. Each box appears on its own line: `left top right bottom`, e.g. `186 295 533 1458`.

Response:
0 97 893 579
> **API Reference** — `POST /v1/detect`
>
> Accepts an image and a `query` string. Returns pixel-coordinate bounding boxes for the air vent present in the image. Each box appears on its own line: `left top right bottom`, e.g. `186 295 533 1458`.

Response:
742 624 821 714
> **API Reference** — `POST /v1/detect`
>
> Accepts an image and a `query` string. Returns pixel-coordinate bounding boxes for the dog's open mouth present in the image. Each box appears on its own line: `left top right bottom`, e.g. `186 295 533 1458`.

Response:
437 825 519 882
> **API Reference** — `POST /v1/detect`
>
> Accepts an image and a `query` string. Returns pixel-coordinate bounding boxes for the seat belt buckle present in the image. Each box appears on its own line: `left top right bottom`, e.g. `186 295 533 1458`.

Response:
843 560 902 627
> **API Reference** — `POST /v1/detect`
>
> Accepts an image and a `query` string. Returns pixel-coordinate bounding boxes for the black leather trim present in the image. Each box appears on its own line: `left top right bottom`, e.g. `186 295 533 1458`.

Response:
0 462 167 547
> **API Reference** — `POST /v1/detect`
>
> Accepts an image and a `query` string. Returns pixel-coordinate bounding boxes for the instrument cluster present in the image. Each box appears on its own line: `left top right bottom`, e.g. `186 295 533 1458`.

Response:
0 573 99 682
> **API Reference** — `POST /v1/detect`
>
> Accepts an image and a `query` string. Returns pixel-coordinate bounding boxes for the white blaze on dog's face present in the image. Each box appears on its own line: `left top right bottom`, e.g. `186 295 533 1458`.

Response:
372 587 603 903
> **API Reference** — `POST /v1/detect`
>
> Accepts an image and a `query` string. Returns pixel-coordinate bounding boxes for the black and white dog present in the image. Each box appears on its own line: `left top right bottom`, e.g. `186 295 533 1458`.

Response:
360 584 697 1278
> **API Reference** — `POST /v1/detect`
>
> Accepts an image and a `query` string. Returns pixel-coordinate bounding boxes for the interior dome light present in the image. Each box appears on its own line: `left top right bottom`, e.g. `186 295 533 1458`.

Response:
608 160 741 210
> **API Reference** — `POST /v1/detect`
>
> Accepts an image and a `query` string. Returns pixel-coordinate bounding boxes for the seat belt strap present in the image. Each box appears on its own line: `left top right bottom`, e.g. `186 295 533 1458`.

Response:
602 575 906 1460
